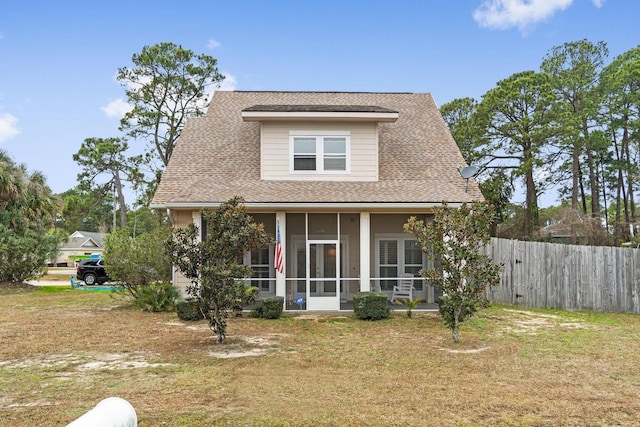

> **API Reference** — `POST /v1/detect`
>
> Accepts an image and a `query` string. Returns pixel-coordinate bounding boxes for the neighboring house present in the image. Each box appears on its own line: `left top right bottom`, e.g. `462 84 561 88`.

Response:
151 91 483 311
50 231 106 267
539 222 588 245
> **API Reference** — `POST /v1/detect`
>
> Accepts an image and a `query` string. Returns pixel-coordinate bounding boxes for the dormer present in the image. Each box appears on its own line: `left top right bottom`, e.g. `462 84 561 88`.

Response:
242 104 398 182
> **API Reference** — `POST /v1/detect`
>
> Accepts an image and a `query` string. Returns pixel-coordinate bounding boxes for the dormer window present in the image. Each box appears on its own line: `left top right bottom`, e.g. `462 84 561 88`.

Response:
291 131 350 173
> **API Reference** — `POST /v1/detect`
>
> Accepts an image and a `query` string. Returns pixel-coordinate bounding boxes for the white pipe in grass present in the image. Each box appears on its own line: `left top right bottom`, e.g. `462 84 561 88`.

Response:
66 397 137 427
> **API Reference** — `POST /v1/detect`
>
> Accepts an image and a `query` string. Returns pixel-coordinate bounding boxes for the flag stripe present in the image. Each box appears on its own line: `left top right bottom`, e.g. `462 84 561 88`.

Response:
275 219 284 275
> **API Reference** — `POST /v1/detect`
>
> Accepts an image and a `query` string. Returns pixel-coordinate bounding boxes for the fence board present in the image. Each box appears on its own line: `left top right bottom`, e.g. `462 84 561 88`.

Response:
483 238 640 313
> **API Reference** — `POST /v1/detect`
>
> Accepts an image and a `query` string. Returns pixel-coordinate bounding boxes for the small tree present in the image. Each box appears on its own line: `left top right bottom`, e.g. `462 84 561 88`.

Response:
103 227 173 300
404 201 502 343
167 197 272 344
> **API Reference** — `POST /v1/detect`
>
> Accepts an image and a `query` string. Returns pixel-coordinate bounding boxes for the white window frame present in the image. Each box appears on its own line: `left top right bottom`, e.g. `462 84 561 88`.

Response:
289 130 350 174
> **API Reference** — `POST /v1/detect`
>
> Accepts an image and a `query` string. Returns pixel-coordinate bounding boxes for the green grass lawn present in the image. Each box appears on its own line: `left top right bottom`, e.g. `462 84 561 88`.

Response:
1 286 639 426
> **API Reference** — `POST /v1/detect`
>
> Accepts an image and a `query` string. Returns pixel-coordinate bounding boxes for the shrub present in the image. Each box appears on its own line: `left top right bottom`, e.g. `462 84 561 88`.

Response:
133 282 179 312
232 286 260 316
176 299 205 321
104 227 172 300
354 292 390 320
252 296 284 319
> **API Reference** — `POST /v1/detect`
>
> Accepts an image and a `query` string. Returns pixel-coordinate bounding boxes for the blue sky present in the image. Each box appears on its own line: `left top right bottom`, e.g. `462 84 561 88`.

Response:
1 0 638 207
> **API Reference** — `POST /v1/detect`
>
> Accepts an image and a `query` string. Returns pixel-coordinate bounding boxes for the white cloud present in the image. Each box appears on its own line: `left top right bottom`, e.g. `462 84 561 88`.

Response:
207 39 221 49
217 72 237 91
101 98 133 119
473 0 574 31
0 112 20 143
592 0 604 7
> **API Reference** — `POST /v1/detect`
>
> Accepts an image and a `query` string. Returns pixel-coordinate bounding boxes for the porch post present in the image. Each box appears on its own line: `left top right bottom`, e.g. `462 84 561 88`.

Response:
360 212 371 291
275 211 286 299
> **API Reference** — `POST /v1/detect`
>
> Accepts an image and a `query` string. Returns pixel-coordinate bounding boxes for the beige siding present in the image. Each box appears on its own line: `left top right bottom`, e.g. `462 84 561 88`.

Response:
172 210 196 295
261 121 378 181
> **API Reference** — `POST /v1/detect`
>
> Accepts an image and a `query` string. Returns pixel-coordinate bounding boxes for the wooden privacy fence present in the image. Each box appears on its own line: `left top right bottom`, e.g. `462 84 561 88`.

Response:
482 238 640 314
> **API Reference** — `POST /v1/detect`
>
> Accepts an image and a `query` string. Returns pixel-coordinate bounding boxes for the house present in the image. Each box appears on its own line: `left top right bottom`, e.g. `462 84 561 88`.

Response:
50 231 106 267
151 91 483 311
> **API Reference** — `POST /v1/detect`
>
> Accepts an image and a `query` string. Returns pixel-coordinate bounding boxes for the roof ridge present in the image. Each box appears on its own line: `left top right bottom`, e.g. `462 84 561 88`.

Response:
228 90 420 95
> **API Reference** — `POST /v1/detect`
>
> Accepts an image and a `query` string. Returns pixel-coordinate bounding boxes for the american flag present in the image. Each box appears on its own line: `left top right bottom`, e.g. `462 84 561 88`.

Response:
275 219 284 275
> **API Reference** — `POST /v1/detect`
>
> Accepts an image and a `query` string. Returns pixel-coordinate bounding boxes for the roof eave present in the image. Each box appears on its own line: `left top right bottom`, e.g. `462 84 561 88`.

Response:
151 201 469 212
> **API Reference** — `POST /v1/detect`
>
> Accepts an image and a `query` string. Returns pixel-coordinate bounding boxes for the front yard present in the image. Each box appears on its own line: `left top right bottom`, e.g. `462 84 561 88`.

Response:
1 285 639 426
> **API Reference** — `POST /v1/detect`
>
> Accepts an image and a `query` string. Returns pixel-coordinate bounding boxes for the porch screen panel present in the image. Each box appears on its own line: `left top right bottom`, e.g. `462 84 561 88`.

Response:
379 239 398 291
287 213 306 293
404 240 424 291
250 246 272 293
308 213 338 240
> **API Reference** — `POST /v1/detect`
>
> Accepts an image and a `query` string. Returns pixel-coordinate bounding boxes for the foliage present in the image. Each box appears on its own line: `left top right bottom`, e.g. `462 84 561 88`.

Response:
404 201 502 342
103 227 172 300
353 292 390 320
541 40 609 220
394 298 422 319
599 44 640 245
175 299 205 321
56 186 116 233
473 70 561 239
233 286 260 316
133 281 179 312
0 150 63 282
122 207 168 237
166 197 272 344
73 137 143 230
440 97 486 164
252 296 285 319
117 42 225 201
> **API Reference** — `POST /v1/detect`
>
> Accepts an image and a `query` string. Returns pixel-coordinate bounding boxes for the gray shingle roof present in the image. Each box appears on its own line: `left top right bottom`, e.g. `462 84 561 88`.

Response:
151 91 483 207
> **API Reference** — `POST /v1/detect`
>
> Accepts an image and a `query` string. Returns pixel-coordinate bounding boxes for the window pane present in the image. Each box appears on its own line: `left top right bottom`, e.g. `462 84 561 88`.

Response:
324 137 346 154
294 137 316 153
251 247 270 264
379 240 398 264
252 266 271 292
404 240 422 264
380 266 397 291
324 156 346 171
294 156 316 171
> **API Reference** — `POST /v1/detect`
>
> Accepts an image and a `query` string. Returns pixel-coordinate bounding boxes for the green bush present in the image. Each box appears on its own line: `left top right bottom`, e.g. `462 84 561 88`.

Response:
176 299 205 321
134 282 179 312
104 228 172 299
252 296 284 319
354 292 390 320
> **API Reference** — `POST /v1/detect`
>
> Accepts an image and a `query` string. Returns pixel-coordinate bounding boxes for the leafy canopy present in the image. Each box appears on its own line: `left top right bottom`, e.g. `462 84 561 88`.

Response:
405 201 502 343
167 197 272 344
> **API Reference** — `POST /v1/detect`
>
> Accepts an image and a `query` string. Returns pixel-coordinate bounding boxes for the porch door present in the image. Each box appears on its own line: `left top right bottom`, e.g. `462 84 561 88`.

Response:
307 240 340 310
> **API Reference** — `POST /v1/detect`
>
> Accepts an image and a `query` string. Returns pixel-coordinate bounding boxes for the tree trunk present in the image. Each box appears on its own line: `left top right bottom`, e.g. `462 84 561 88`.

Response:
570 141 581 244
452 306 461 343
583 124 601 219
114 171 127 229
525 167 539 238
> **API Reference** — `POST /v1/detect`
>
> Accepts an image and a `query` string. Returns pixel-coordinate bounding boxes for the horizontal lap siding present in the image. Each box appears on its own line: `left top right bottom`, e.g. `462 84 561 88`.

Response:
261 121 378 181
484 238 640 313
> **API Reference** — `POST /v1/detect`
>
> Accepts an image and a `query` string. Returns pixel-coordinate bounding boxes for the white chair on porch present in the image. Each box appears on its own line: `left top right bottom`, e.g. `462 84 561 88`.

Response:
391 273 415 303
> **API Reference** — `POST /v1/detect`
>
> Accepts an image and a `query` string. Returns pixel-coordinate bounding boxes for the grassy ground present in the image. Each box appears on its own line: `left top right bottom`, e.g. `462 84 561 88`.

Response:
1 285 639 426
